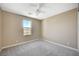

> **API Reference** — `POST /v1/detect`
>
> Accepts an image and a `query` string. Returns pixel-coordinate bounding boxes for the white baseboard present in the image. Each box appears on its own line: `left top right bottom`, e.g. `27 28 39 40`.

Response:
1 39 79 53
44 39 79 52
1 39 39 51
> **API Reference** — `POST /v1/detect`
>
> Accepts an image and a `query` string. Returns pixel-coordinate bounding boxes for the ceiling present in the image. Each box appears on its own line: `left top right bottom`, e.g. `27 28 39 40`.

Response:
0 3 78 20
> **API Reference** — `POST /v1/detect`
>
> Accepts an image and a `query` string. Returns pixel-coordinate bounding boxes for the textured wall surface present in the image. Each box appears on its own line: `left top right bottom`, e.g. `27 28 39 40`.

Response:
78 12 79 49
0 9 2 49
2 11 41 47
42 9 77 48
0 8 78 49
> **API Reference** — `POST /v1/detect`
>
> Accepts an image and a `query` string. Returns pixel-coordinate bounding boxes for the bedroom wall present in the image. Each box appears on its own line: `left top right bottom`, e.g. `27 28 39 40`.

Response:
0 8 78 49
78 12 79 49
0 9 2 49
42 9 77 48
2 11 41 47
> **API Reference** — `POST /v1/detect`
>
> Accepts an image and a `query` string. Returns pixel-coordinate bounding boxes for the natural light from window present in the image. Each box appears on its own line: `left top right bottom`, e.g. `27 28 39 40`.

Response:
23 18 32 36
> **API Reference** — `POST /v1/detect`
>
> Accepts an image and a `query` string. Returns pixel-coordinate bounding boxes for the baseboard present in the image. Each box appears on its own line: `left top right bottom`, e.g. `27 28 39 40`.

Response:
1 39 39 51
1 39 79 52
44 39 79 52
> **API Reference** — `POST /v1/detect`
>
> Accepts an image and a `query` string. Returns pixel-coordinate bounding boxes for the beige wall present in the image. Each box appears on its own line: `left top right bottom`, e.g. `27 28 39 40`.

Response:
0 9 2 49
2 11 41 47
0 8 77 49
78 12 79 49
42 9 77 48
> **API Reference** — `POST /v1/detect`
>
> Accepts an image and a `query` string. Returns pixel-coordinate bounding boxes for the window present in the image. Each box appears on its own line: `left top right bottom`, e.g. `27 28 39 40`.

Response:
22 18 32 36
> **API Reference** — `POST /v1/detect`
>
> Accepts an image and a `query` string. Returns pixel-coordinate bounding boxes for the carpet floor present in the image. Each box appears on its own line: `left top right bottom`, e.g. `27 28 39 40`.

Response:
0 40 79 56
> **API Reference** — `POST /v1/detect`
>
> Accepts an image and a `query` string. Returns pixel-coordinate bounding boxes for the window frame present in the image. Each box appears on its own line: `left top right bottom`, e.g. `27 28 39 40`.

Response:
22 18 32 36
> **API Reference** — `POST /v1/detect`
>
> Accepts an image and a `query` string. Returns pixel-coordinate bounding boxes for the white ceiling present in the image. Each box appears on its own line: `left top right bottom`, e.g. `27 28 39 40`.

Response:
0 3 78 20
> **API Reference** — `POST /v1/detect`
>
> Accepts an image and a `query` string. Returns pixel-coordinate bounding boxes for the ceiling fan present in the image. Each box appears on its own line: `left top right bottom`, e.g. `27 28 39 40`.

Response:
35 3 44 15
29 3 45 15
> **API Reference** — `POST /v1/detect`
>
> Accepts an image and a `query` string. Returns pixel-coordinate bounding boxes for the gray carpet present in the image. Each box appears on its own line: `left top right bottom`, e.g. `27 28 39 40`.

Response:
0 40 79 56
